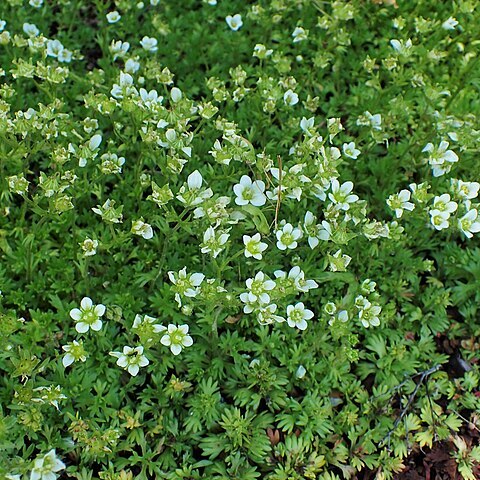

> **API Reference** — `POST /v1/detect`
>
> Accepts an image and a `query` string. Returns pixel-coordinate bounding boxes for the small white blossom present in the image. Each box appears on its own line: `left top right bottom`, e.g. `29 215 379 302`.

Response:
342 142 361 159
131 218 154 239
30 449 65 480
23 22 39 37
125 57 140 73
358 301 381 328
243 233 268 260
70 297 106 333
110 40 130 61
358 111 382 130
233 175 267 206
295 365 307 378
46 39 64 58
200 226 230 258
429 209 450 230
140 36 158 52
168 267 205 306
386 189 415 218
328 249 352 272
160 324 193 355
452 179 480 200
225 14 243 31
442 17 459 30
256 303 285 325
458 209 480 238
300 116 315 134
110 346 149 376
177 170 213 206
245 271 276 305
329 179 359 211
29 0 43 7
276 223 302 250
106 11 121 23
292 26 308 43
283 89 299 106
62 340 87 368
390 38 413 55
432 193 457 215
80 238 99 257
422 141 458 177
286 302 313 330
253 43 273 59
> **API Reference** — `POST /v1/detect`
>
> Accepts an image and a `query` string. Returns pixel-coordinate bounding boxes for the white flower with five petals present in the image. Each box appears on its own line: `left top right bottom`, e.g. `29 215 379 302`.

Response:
70 297 106 333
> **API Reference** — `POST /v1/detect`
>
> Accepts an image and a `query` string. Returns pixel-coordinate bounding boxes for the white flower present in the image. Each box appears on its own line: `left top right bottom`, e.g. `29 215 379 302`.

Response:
246 271 276 305
458 209 480 239
23 23 39 37
69 297 106 333
80 238 98 257
46 39 64 58
442 17 459 30
358 302 381 328
110 346 149 376
131 218 154 239
225 14 243 31
386 189 415 218
110 71 136 99
429 209 450 230
364 111 382 130
295 365 307 378
342 142 361 159
275 265 318 293
452 179 480 200
243 233 268 260
233 175 266 206
253 43 273 59
200 226 230 258
292 26 308 43
286 302 313 330
300 116 315 134
160 324 193 355
432 193 457 215
328 179 359 211
177 170 213 206
62 340 87 368
29 0 43 7
30 449 65 480
0 21 5 32
276 223 302 250
110 40 130 61
125 57 140 73
256 304 285 325
106 11 121 23
390 38 413 55
171 86 183 102
328 249 352 272
140 36 158 52
283 89 299 106
168 267 205 306
422 141 458 177
58 49 72 63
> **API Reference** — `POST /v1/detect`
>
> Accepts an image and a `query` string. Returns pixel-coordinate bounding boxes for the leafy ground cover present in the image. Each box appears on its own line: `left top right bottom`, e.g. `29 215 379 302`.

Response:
1 0 480 479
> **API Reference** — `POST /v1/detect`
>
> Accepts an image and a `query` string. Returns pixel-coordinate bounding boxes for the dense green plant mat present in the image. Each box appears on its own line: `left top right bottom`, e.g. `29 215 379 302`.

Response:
1 0 480 479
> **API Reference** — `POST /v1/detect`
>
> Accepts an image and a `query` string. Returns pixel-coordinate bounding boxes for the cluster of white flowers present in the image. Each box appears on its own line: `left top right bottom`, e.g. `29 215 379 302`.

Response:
239 267 317 329
385 178 480 240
